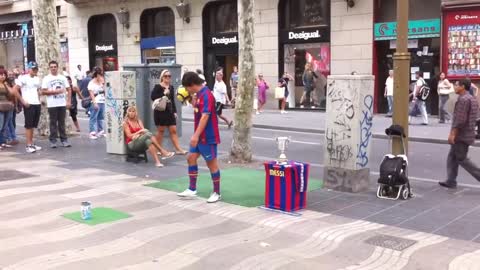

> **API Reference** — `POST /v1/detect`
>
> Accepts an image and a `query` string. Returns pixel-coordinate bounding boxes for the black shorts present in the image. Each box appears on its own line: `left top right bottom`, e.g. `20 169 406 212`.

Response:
215 102 224 115
24 104 41 129
69 107 78 121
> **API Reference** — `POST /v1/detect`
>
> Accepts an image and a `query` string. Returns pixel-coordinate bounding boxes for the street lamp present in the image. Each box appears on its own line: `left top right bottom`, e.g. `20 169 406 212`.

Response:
176 0 191 24
392 0 410 155
116 8 130 29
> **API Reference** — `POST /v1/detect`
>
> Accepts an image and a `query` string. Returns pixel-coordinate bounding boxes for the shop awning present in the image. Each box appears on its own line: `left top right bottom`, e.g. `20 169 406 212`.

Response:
140 36 176 50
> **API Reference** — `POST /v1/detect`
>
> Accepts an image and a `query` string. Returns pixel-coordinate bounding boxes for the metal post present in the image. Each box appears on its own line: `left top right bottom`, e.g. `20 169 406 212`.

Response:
392 0 410 155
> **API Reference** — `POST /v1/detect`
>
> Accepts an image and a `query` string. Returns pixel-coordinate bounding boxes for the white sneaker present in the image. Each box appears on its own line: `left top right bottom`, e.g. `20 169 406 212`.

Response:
255 111 260 115
207 192 221 203
32 144 42 151
26 146 36 154
97 130 105 137
177 189 197 198
311 106 316 109
300 105 304 108
89 133 98 140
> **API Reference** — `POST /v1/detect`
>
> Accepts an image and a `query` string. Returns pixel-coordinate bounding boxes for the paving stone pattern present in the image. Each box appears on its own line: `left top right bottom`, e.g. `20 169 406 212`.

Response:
0 152 480 269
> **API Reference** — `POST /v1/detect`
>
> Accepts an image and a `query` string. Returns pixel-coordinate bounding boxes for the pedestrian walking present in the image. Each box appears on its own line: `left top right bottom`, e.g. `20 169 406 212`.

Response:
409 71 429 125
439 79 480 188
256 73 269 115
177 72 222 203
15 62 42 153
230 66 239 108
281 72 294 112
4 69 19 146
41 60 72 148
66 76 84 132
277 78 288 114
73 64 85 85
151 69 187 155
437 72 454 124
123 106 174 168
300 63 318 108
384 70 394 117
80 70 92 116
0 68 19 150
213 70 233 128
87 67 105 139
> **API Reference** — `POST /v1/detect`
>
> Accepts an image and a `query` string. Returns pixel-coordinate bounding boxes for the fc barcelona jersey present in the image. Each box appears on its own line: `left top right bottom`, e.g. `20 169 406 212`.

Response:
194 86 221 145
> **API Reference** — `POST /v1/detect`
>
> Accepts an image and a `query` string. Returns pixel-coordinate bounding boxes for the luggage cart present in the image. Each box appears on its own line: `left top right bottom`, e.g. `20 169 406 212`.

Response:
377 125 413 200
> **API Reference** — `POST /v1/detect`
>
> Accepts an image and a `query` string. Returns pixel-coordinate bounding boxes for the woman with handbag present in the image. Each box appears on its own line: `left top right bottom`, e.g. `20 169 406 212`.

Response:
123 106 174 167
151 69 187 155
0 68 19 150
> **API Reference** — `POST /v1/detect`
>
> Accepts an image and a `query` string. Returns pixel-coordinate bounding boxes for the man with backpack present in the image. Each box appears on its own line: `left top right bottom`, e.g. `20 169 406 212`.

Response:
409 71 429 125
439 79 480 188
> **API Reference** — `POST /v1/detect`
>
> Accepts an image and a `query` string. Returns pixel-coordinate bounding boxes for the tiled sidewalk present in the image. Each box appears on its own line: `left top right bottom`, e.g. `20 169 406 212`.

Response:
1 151 479 270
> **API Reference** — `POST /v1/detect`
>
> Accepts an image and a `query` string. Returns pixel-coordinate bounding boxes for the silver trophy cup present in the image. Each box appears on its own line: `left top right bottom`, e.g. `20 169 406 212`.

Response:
276 136 290 164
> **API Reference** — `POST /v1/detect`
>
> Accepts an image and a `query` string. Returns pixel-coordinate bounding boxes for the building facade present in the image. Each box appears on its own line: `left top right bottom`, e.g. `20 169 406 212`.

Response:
65 0 373 110
0 0 68 71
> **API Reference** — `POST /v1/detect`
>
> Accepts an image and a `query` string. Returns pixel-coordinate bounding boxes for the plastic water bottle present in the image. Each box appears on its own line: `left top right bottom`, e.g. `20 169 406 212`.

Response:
81 201 92 220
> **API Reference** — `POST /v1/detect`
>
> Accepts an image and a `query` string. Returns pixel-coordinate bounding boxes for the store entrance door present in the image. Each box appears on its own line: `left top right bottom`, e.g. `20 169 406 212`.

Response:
215 55 238 98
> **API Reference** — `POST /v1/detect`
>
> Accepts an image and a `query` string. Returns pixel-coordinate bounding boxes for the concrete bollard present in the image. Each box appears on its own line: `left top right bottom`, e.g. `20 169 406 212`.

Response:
323 75 375 193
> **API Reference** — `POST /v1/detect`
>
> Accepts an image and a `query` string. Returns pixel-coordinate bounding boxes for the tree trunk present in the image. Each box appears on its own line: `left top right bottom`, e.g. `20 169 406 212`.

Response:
31 0 71 136
230 0 255 163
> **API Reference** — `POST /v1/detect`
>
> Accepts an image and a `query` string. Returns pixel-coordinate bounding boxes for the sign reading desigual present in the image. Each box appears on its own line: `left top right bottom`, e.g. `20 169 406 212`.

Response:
95 44 114 52
374 19 441 40
211 36 238 45
288 30 321 41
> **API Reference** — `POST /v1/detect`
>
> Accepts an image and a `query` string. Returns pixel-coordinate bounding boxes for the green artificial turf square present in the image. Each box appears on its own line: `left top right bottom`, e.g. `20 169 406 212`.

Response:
62 207 131 226
146 167 323 207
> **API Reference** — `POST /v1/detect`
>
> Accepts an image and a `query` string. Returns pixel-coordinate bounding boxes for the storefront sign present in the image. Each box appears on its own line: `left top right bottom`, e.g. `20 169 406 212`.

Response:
288 30 321 41
95 44 114 52
443 10 480 79
0 28 33 41
280 28 329 44
374 19 441 40
211 36 238 45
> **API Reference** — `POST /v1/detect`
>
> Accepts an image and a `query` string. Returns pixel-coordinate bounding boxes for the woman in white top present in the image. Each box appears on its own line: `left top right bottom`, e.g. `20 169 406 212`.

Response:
87 67 106 139
437 72 453 124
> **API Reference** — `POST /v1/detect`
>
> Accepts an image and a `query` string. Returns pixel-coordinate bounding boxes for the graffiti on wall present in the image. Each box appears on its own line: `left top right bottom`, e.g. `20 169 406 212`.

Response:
325 80 357 168
357 95 373 168
121 73 136 99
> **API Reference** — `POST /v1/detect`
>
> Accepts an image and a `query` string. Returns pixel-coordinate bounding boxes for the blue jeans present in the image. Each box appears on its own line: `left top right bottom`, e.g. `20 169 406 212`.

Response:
387 96 393 115
0 111 7 144
89 103 105 134
4 109 16 141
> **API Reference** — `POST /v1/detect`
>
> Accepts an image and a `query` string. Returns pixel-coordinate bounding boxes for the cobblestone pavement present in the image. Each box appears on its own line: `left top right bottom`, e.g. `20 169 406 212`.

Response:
1 151 480 270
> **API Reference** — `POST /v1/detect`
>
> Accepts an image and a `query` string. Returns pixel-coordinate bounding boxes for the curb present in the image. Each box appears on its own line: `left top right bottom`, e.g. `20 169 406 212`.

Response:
182 118 480 147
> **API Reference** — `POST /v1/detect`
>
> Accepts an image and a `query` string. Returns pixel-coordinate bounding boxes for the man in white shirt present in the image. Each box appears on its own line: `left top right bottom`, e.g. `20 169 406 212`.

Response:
41 60 72 148
409 71 429 125
213 71 233 128
73 64 85 85
384 70 394 117
15 62 43 153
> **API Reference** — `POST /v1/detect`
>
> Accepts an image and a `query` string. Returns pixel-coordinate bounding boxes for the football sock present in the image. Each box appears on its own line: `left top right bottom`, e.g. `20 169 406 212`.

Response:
188 165 198 191
211 170 220 194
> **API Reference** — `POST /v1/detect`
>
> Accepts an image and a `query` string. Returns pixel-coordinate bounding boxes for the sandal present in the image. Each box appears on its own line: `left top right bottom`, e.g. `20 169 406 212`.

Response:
161 152 175 160
155 163 164 168
175 150 188 155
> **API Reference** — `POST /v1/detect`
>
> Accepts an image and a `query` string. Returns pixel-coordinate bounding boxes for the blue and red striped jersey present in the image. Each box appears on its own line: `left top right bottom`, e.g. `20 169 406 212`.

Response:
194 86 221 145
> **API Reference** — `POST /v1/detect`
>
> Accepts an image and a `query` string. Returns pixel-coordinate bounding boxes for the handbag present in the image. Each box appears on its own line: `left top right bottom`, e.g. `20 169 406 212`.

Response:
81 97 92 109
152 96 170 112
275 87 285 99
0 100 13 112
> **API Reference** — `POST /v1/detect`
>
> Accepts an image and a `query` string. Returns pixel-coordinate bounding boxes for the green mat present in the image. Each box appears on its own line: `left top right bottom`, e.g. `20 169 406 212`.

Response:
62 207 131 226
146 167 323 207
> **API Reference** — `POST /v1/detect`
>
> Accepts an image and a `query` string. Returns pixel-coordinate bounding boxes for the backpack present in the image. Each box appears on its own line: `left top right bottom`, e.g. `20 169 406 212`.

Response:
378 154 409 186
417 78 430 101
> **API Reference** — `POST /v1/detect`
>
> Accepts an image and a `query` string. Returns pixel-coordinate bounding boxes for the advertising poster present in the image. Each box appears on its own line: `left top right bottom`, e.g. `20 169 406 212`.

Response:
443 10 480 79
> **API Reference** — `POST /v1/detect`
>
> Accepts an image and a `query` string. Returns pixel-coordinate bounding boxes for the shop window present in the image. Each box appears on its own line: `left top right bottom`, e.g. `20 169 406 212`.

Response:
140 7 175 38
203 1 238 34
279 0 330 30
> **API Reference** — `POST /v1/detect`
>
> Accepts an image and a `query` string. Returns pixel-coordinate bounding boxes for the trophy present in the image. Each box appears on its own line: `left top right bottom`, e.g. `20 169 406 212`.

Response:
276 136 290 164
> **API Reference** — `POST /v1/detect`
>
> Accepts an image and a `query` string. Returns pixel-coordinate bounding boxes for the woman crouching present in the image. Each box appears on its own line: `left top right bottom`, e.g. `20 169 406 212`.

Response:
123 106 174 167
